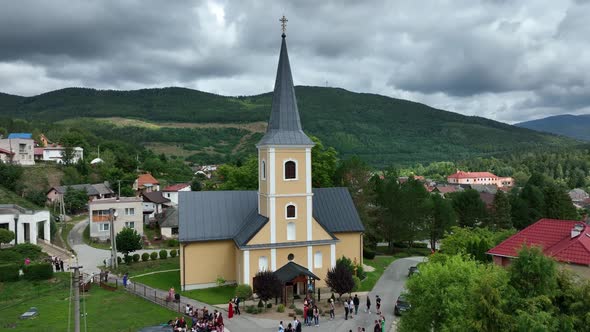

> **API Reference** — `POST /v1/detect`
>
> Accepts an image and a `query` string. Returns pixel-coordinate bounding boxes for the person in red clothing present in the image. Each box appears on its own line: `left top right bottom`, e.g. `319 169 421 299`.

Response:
215 312 224 332
228 299 234 319
303 303 308 326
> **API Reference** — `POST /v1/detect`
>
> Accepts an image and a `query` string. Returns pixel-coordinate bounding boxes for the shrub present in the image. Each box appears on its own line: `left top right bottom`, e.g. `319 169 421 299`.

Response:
12 243 44 260
235 284 253 300
124 255 133 265
257 307 264 314
0 250 22 265
159 249 168 259
22 263 53 281
257 299 264 308
169 249 177 258
352 276 361 292
294 308 303 315
363 248 376 260
277 304 285 313
245 305 256 314
393 242 409 248
0 263 20 282
289 303 296 309
266 303 272 309
413 242 428 248
132 254 140 262
167 239 179 247
150 252 158 260
117 256 122 264
216 276 226 286
141 253 150 261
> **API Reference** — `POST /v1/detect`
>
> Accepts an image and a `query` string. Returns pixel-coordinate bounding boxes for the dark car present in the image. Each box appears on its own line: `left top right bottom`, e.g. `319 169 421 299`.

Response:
408 266 419 277
394 295 410 316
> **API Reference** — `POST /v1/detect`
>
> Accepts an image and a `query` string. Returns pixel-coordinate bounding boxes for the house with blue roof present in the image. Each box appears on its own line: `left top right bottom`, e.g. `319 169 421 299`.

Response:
179 25 364 292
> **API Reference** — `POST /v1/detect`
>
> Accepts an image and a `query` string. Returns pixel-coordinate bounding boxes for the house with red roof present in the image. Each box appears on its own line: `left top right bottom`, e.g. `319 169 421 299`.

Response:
133 173 160 195
447 170 514 188
488 218 590 278
162 183 191 205
0 147 14 163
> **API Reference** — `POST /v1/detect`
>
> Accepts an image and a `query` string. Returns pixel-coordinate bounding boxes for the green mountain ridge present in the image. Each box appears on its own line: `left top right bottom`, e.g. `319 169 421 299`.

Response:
0 86 578 167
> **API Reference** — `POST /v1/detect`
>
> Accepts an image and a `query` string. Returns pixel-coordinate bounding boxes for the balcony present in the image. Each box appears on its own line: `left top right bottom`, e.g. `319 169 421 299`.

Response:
92 215 110 222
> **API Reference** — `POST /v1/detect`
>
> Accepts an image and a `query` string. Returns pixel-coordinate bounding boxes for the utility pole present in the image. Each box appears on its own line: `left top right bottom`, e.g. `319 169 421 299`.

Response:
109 208 118 269
69 256 83 332
117 180 121 198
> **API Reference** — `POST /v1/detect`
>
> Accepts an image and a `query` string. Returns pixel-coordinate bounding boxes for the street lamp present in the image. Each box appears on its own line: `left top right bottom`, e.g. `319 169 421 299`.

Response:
109 208 119 269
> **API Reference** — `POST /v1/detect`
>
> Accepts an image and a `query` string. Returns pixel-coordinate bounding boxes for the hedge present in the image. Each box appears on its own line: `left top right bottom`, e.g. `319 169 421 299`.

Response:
169 249 177 258
132 254 140 262
159 250 168 259
150 252 158 260
363 248 376 260
124 255 133 265
22 263 53 281
0 263 20 282
141 253 150 261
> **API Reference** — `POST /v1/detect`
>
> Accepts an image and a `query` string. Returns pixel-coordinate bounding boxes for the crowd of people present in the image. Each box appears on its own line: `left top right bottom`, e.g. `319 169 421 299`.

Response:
167 306 225 332
50 256 65 272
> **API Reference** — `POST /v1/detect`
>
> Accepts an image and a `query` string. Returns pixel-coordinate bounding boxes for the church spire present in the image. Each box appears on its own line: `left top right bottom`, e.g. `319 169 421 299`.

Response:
257 17 314 147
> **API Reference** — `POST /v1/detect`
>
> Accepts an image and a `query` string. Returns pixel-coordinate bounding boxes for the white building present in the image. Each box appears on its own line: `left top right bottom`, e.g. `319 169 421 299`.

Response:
41 146 84 164
0 205 50 245
162 183 191 205
88 197 143 242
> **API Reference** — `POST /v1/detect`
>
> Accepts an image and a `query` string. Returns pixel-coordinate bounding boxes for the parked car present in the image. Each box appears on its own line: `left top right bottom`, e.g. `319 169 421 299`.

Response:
408 266 419 277
394 295 410 316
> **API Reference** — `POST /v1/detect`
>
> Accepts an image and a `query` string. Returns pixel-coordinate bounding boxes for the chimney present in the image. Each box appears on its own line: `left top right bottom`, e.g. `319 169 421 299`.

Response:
571 224 584 238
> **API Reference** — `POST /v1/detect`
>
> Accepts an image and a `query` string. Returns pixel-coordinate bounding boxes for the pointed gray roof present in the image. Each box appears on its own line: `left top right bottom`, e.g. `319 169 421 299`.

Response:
258 34 314 147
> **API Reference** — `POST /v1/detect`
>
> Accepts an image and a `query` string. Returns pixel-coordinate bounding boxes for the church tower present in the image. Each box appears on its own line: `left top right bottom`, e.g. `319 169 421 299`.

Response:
256 19 315 271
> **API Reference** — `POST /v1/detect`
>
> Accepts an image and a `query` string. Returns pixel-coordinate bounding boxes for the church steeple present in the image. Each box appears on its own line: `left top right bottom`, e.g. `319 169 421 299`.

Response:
257 22 314 147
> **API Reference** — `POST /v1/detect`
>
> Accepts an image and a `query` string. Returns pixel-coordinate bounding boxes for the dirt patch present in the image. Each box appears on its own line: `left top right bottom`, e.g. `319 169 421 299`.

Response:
95 117 267 132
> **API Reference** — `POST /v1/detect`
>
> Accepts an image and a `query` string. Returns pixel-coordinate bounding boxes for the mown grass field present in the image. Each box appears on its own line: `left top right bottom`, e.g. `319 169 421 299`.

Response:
0 273 187 332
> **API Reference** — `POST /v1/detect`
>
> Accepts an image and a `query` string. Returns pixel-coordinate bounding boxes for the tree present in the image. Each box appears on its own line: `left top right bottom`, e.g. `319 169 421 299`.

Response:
428 193 456 250
217 157 258 190
0 229 15 245
325 260 355 300
0 163 23 191
115 227 142 259
397 177 432 246
373 169 402 249
440 226 515 257
449 189 487 227
509 245 557 299
63 187 88 214
190 179 202 191
543 184 578 220
252 270 281 307
60 146 76 166
310 136 338 188
491 190 512 230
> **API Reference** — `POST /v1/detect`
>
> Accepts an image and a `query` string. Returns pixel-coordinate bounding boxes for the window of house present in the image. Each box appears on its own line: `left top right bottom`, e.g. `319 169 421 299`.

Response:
172 227 179 235
286 204 296 219
287 222 296 240
125 208 135 216
284 161 296 179
99 223 109 232
259 256 268 271
261 160 266 180
125 222 135 229
19 144 25 153
166 193 170 198
314 251 322 268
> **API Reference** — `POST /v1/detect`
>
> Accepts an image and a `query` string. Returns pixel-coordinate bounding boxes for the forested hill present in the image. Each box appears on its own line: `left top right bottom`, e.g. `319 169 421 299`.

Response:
0 86 578 167
516 114 590 142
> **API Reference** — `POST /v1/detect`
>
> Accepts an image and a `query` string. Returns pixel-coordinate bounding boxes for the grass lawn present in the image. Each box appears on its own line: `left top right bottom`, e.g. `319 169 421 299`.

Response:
0 273 187 332
133 271 236 305
82 224 111 250
112 257 180 276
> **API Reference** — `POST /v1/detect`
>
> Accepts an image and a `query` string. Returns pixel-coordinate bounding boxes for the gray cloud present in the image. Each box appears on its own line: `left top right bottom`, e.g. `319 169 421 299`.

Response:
0 0 588 123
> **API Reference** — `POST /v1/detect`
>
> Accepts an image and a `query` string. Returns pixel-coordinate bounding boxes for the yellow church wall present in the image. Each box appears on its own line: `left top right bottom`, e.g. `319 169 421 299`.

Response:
247 223 271 245
311 217 335 241
248 248 272 279
258 148 269 195
181 240 237 290
259 198 268 218
334 232 363 266
274 149 308 194
275 246 309 269
275 196 308 243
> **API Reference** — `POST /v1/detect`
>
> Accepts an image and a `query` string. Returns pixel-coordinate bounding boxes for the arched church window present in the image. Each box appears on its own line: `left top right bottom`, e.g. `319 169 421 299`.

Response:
261 160 266 180
286 204 296 219
284 160 296 179
287 222 296 240
259 256 268 271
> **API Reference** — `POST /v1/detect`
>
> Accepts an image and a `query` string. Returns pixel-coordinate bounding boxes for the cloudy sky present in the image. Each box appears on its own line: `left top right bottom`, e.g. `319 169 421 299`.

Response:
1 0 589 123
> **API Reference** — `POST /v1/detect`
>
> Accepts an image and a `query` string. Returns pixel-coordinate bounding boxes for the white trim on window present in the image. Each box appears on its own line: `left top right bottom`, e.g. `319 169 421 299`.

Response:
285 202 297 219
283 159 298 181
287 222 296 241
314 251 322 268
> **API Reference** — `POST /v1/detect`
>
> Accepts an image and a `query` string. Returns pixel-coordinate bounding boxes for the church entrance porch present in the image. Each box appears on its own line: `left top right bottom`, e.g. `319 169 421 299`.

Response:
273 261 320 305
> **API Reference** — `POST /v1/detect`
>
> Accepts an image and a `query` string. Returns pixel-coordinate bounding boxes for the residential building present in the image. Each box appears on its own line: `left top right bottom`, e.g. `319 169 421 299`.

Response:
40 146 84 164
163 183 191 205
179 32 364 291
158 206 178 239
0 148 14 163
0 204 50 245
46 183 114 204
569 188 589 202
488 219 590 278
447 170 514 187
142 191 171 221
0 134 35 165
133 173 160 194
88 197 143 242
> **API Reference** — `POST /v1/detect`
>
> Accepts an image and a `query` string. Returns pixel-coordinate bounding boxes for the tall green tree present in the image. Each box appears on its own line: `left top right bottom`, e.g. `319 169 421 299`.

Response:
373 169 402 249
310 135 338 187
115 227 142 259
509 245 557 299
449 189 487 227
491 190 512 230
543 184 578 220
397 177 432 246
217 157 258 190
63 187 88 214
428 193 455 250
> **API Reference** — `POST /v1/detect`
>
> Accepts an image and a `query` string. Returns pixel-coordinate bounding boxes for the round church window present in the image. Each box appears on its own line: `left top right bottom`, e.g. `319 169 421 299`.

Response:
288 253 294 261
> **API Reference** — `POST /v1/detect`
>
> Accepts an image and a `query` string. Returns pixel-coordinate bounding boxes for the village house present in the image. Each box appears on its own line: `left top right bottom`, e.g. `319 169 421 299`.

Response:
447 170 514 188
488 218 590 279
38 145 84 164
158 206 178 239
88 197 143 242
0 147 14 163
133 173 160 195
162 183 191 205
0 133 35 166
142 191 171 221
46 183 115 204
0 204 51 245
179 32 364 291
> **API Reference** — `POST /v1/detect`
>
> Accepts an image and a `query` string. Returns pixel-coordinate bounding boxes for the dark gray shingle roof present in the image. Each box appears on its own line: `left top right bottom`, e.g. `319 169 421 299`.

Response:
159 206 178 228
258 35 314 147
274 261 320 283
142 191 171 204
179 188 364 244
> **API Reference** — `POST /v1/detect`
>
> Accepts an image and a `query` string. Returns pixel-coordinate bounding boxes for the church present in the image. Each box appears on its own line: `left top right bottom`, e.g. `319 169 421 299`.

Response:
178 23 364 291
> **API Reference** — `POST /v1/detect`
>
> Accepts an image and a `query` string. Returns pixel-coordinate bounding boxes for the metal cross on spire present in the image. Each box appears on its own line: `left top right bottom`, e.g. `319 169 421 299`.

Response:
280 15 288 35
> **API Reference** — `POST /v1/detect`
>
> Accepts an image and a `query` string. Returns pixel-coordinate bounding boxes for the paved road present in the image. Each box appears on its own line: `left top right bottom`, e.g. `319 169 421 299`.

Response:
68 219 162 274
